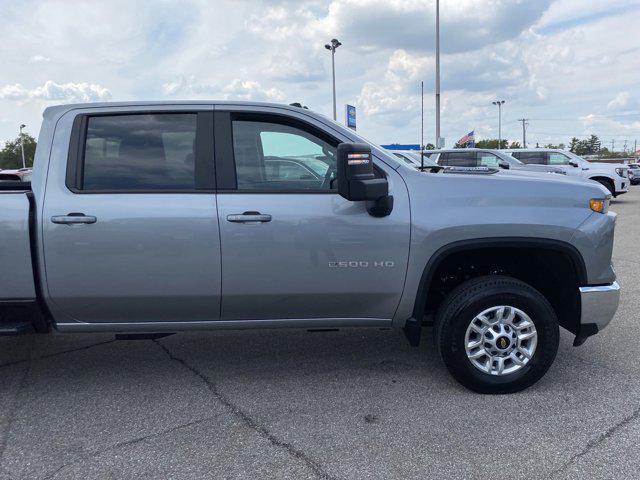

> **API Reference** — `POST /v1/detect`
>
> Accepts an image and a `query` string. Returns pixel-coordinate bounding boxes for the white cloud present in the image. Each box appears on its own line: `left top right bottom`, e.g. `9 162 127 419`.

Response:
29 55 50 63
163 77 286 102
0 81 111 103
607 92 631 111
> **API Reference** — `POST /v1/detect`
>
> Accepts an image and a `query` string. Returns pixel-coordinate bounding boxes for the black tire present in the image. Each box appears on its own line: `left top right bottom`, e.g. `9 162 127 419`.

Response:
594 178 616 197
434 275 559 394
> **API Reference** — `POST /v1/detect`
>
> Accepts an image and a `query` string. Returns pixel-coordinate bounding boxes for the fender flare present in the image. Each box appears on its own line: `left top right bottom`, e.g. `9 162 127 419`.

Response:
411 237 587 321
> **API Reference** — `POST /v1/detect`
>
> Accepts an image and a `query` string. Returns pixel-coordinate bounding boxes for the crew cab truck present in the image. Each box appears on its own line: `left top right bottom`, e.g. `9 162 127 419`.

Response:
504 148 629 197
0 101 620 394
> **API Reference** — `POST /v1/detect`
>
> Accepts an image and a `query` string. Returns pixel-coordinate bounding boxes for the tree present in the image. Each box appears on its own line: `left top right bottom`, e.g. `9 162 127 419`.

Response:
423 143 435 150
508 141 521 149
586 134 601 154
0 134 37 169
568 137 580 153
474 139 508 149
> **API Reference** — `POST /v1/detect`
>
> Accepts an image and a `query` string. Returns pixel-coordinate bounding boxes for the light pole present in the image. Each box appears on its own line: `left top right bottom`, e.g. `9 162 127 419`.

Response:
492 100 505 149
435 0 441 148
324 38 342 121
19 124 26 169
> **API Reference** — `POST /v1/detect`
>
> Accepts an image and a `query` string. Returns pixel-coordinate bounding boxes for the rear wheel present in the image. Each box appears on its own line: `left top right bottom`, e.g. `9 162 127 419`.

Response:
434 276 559 394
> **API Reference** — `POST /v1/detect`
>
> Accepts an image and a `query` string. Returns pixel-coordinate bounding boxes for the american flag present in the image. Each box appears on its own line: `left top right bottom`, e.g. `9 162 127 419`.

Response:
457 131 475 146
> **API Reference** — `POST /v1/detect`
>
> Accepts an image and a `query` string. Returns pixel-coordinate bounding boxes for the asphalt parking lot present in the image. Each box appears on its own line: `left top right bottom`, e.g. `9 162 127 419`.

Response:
1 189 639 480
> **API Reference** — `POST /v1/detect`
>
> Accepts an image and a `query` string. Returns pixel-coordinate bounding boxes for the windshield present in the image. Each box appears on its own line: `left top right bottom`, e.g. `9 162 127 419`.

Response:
562 150 585 163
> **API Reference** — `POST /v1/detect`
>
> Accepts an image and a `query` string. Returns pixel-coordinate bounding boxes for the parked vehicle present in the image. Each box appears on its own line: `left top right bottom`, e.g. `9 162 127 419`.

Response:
503 149 628 197
627 163 640 185
0 101 620 394
0 168 32 182
424 148 566 175
389 150 440 168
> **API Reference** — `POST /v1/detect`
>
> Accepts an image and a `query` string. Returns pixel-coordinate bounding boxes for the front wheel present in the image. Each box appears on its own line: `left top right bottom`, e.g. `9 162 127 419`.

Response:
434 276 559 394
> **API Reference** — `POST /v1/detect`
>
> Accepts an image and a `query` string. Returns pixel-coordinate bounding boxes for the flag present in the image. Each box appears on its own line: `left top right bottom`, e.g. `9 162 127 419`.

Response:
457 131 475 147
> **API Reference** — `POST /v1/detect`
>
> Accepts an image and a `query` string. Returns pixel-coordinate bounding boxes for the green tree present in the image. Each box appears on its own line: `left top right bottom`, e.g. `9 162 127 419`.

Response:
474 139 508 149
586 134 601 154
0 133 37 169
508 141 521 149
569 137 580 153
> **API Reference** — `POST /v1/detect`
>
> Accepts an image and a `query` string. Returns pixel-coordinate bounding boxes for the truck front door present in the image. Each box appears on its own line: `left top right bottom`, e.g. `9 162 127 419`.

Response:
43 109 221 325
214 110 410 322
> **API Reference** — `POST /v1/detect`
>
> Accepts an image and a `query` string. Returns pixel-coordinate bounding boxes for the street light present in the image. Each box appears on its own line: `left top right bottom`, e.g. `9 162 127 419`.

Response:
19 124 26 169
492 100 505 149
324 38 342 121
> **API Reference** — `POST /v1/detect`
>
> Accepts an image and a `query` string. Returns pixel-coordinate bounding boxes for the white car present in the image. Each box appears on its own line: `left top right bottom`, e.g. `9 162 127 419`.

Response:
503 149 628 197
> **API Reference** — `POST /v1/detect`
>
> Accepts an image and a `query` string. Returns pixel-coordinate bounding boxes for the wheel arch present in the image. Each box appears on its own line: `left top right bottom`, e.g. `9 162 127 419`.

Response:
411 238 586 334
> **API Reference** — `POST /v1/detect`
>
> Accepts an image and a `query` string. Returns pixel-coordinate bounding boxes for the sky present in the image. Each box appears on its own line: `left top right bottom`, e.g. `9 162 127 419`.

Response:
1 0 639 150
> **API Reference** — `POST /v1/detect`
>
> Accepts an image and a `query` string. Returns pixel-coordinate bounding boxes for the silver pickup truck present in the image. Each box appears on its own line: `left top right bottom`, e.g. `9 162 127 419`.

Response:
0 101 620 393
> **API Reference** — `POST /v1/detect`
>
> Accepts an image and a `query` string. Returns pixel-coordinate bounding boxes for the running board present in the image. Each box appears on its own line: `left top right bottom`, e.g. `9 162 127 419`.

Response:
0 321 35 336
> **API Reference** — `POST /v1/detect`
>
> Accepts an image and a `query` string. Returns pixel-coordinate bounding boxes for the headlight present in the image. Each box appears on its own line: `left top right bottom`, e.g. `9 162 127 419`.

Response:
615 168 626 178
590 197 610 214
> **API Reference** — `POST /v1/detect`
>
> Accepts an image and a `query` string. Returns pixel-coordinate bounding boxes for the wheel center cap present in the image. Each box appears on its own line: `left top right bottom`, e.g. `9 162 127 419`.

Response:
496 336 511 350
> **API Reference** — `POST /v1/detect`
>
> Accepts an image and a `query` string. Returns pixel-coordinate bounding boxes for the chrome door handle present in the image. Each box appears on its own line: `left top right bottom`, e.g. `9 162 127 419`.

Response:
226 212 272 223
51 213 97 225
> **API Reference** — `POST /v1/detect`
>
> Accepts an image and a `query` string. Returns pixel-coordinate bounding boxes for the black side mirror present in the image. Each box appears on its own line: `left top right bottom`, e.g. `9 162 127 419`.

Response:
337 143 393 217
499 161 510 169
569 161 579 167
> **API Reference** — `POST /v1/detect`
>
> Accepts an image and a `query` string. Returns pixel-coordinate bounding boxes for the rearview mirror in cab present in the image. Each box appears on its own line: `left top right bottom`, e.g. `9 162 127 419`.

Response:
336 143 393 217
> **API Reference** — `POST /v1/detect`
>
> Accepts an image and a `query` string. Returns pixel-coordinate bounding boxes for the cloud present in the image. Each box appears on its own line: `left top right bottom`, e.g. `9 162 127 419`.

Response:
163 77 286 102
607 92 632 111
248 0 552 54
29 55 50 63
0 81 112 103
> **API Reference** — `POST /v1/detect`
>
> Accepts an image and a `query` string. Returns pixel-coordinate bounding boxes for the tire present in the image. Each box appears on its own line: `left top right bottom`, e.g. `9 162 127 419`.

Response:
594 178 616 197
434 275 559 394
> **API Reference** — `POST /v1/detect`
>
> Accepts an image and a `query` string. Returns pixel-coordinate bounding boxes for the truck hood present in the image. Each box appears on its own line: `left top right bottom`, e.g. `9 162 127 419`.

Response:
402 162 610 206
514 164 565 174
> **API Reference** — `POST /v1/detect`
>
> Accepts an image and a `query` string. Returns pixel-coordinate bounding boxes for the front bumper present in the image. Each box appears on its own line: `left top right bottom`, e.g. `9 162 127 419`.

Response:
575 281 620 345
615 177 628 193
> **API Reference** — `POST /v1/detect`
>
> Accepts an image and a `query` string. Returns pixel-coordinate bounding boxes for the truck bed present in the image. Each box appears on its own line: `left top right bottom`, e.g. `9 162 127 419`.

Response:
0 188 36 301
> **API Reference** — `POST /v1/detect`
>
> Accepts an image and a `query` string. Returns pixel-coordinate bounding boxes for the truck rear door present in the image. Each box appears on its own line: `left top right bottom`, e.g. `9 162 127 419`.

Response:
42 108 221 325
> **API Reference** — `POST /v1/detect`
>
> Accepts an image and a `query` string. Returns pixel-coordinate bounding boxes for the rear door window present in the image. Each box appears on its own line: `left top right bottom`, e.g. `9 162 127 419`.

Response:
81 113 197 191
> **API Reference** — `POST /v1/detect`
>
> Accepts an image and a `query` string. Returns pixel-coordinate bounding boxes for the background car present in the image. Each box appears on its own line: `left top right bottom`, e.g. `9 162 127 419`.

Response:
0 168 32 182
503 149 628 197
424 148 566 175
627 163 640 185
390 150 440 168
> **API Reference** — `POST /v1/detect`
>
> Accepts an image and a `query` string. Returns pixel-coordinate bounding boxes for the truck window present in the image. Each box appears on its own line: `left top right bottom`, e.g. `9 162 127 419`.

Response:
477 152 501 167
440 152 476 167
548 152 570 165
81 114 197 191
512 152 546 165
232 120 337 191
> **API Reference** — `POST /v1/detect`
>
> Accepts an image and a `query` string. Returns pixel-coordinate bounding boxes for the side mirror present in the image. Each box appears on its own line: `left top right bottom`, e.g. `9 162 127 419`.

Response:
569 161 579 167
499 161 510 170
337 143 393 217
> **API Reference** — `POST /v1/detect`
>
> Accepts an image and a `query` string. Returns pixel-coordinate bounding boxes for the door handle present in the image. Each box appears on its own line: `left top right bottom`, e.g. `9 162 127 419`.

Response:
226 211 272 223
51 213 97 225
